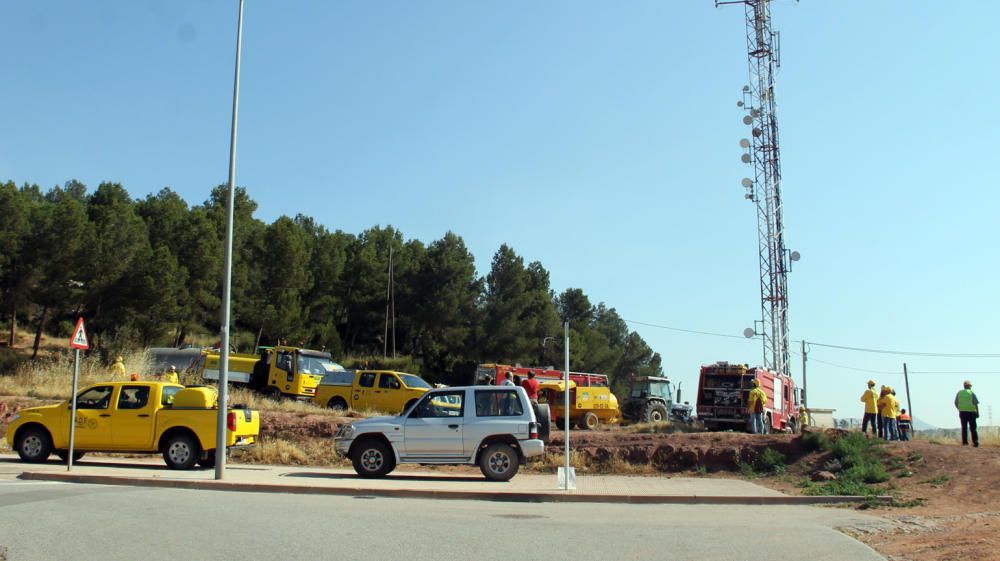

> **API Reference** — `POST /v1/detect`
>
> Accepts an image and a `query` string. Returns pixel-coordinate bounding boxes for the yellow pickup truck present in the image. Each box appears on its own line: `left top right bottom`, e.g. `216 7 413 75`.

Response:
6 381 260 469
312 370 432 414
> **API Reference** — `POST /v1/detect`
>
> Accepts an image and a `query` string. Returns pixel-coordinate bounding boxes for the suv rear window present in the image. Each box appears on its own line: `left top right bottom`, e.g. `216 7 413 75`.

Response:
474 390 524 417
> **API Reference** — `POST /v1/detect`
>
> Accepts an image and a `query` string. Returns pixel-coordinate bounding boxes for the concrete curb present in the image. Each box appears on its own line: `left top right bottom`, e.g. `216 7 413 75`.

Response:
19 471 890 505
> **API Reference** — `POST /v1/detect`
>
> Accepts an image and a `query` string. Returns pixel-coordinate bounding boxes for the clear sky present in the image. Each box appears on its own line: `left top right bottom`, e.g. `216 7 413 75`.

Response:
2 1 997 429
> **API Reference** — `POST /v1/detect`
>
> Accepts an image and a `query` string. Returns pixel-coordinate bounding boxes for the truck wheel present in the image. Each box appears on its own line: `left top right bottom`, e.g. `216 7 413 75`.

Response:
579 411 600 430
644 403 668 423
535 404 551 443
351 439 395 478
163 433 200 470
327 397 348 412
479 443 519 482
16 427 52 463
55 451 85 463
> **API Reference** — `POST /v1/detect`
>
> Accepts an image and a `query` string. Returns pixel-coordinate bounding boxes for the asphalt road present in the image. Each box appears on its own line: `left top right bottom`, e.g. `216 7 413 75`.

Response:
0 480 886 561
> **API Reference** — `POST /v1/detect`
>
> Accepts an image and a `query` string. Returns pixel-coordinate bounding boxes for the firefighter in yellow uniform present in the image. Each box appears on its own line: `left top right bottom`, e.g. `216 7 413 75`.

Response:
880 387 899 441
859 380 879 436
798 405 809 433
162 365 180 385
111 355 127 380
747 379 768 434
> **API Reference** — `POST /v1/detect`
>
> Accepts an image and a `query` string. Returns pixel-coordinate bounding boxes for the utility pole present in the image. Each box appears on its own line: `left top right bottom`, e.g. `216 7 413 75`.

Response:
903 362 912 425
719 0 798 377
800 339 807 407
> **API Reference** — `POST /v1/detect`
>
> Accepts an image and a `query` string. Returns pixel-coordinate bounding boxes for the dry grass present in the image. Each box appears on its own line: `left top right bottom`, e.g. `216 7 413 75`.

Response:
912 427 1000 448
233 436 349 467
623 420 704 434
0 349 151 400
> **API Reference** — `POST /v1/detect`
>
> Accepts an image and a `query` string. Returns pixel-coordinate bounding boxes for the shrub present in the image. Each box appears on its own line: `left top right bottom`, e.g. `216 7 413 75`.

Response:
800 431 831 452
755 448 787 474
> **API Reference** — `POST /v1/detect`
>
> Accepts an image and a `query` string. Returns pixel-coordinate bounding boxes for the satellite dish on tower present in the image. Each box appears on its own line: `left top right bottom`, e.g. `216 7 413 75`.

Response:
741 178 753 188
742 85 750 93
739 139 750 148
790 251 801 262
737 101 744 107
750 108 761 118
742 115 753 125
741 154 751 163
743 328 755 339
752 127 762 137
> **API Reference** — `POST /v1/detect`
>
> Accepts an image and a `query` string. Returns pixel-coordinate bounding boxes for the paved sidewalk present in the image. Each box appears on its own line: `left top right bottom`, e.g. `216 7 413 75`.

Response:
0 454 881 504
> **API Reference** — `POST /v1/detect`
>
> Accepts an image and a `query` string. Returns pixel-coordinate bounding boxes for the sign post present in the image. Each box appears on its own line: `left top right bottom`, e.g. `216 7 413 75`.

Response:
68 317 89 471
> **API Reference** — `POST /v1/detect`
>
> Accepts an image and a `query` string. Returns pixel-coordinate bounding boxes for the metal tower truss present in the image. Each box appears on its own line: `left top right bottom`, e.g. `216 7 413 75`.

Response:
719 0 792 377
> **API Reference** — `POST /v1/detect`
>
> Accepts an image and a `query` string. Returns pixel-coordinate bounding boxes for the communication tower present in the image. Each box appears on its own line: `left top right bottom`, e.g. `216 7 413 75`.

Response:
720 0 798 377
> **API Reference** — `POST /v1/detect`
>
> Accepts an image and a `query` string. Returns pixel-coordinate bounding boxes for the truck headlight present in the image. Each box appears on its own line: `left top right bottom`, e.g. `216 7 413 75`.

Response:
337 424 356 439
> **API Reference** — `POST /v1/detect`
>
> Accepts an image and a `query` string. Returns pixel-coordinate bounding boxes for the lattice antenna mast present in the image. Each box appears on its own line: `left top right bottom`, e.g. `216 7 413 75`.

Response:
719 0 796 376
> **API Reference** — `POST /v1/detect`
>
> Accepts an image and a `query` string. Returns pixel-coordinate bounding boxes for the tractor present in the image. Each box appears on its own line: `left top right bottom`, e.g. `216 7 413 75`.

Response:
621 376 693 424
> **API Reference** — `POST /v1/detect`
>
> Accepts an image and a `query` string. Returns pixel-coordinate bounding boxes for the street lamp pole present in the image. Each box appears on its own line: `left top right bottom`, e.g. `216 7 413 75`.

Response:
215 0 245 480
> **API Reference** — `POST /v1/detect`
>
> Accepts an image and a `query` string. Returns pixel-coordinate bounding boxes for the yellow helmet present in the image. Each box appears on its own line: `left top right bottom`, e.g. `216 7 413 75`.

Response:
752 379 761 387
867 379 875 386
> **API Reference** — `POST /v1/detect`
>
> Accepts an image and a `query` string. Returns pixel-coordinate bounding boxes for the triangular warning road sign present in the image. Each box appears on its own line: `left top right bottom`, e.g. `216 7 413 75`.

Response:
70 317 89 350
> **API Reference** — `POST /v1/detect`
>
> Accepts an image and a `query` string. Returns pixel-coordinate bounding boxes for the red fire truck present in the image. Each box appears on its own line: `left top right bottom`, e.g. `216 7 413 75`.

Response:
696 361 801 433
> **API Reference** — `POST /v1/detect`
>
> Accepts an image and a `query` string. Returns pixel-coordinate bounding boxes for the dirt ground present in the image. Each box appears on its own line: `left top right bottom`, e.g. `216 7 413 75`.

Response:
3 395 998 561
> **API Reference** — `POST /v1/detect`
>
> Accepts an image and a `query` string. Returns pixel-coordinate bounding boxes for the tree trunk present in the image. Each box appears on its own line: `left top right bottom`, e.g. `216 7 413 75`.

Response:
31 306 48 359
8 305 16 347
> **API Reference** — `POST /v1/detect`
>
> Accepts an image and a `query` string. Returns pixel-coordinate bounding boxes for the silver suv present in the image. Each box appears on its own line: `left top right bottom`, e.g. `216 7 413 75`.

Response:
334 386 544 481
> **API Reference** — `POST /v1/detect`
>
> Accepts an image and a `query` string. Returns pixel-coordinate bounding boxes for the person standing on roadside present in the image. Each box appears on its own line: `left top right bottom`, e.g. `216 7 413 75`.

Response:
954 380 980 447
876 385 890 439
897 409 912 441
798 405 810 434
880 387 899 441
521 371 540 407
502 372 515 387
860 380 879 436
111 355 126 380
747 378 768 434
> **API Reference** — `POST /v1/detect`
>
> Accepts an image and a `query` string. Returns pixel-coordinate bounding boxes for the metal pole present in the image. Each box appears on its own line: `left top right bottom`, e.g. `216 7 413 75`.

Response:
215 0 245 480
903 362 912 434
800 339 807 408
67 349 80 471
563 321 570 490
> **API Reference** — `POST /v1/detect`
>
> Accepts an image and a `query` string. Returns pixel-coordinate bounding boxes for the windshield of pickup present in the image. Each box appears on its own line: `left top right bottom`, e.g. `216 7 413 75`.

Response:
398 373 431 389
298 354 343 376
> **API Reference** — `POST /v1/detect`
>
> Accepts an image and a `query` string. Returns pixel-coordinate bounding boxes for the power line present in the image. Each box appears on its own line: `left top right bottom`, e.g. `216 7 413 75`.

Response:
623 319 750 340
626 318 999 358
799 340 1000 358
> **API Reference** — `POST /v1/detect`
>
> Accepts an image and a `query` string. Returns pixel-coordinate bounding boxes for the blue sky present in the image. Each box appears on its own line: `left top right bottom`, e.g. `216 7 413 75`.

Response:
2 1 997 428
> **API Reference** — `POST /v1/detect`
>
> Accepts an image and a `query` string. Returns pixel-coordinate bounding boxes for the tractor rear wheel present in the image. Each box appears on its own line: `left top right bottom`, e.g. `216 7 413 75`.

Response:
644 403 668 423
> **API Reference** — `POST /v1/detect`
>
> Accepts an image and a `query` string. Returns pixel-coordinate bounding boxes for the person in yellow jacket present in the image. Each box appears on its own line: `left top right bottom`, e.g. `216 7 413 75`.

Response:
859 380 879 436
161 365 180 385
954 380 980 447
111 355 127 380
879 387 899 441
747 379 768 434
798 405 809 433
